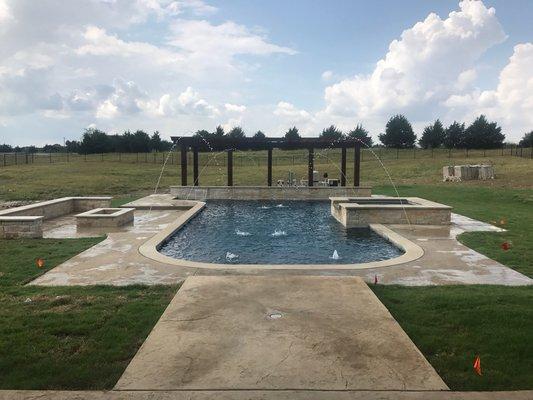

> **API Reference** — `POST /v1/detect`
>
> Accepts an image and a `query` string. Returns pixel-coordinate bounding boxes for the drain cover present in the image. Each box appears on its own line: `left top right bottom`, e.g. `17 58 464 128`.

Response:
268 312 282 319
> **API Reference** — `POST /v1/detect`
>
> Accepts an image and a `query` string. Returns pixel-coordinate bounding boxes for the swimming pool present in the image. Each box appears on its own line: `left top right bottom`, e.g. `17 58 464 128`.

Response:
159 201 403 265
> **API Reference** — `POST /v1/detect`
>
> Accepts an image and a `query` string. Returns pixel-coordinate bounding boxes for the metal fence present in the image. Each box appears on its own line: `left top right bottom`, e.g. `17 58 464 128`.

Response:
1 146 532 168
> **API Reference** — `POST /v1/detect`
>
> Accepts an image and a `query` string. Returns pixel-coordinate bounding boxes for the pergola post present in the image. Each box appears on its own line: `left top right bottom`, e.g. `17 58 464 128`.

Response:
267 147 273 186
180 144 187 186
354 143 361 187
340 146 347 186
193 147 199 186
227 149 233 186
308 147 314 187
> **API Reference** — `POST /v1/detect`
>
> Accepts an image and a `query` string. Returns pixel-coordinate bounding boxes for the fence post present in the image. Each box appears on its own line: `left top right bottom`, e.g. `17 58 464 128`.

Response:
413 148 416 159
49 153 52 163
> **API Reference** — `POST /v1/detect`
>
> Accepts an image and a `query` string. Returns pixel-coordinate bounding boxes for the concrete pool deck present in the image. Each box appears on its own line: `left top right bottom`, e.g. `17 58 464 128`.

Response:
29 194 532 286
115 276 448 391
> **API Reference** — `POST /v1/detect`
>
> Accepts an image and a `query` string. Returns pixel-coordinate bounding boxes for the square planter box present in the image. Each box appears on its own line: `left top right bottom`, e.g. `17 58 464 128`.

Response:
76 208 134 228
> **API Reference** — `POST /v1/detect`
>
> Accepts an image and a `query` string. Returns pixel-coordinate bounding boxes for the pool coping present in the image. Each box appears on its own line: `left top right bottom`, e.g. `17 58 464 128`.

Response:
138 201 424 270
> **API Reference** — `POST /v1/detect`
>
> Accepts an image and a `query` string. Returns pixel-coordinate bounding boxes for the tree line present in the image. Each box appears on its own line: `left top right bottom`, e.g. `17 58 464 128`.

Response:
0 130 173 154
1 114 532 153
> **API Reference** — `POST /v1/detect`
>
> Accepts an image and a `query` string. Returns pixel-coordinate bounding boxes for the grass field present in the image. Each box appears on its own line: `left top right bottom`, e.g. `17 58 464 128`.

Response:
0 238 177 390
0 151 532 201
0 152 532 391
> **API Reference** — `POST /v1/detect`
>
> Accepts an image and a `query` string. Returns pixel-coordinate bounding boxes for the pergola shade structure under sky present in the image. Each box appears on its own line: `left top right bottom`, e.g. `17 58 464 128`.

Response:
170 136 362 187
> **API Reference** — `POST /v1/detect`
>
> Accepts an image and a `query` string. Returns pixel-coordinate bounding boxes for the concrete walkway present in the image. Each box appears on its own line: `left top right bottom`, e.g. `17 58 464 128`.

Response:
2 390 533 400
116 276 447 391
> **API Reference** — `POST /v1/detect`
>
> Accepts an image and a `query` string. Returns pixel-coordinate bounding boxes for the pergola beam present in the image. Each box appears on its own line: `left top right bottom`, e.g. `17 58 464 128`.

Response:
354 143 361 187
180 144 187 186
193 147 199 186
308 147 314 187
227 149 233 186
267 147 273 186
340 146 347 186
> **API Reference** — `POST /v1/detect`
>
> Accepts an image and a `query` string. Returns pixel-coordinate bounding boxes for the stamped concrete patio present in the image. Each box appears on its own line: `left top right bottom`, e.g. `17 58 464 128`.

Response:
29 194 532 286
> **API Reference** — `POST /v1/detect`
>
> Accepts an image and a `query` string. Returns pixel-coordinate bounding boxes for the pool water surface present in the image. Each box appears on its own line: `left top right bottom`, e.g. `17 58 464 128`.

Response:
159 201 404 264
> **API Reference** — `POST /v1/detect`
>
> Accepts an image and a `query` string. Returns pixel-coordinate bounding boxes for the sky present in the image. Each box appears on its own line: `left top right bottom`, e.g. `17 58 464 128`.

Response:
0 0 531 146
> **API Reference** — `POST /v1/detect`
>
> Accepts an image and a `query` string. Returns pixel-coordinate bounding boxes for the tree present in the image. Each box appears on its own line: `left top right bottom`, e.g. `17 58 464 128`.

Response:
284 127 300 141
443 121 465 148
193 129 211 139
347 124 373 147
418 119 445 149
379 115 416 148
80 128 110 154
227 126 246 139
150 131 163 151
253 130 266 139
65 140 80 153
42 143 64 152
0 144 13 152
131 130 151 152
213 125 225 137
319 125 343 141
518 131 533 147
463 115 505 149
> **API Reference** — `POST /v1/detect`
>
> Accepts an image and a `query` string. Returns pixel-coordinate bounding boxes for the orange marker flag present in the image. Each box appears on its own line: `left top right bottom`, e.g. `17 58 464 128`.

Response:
36 258 45 268
501 242 511 251
473 355 482 376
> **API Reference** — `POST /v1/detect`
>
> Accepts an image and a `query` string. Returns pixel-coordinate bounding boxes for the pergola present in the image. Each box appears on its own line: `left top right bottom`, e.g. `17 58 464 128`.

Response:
170 136 362 187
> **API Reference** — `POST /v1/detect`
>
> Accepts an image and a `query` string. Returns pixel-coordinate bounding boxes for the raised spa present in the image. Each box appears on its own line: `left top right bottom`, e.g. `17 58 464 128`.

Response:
159 201 403 265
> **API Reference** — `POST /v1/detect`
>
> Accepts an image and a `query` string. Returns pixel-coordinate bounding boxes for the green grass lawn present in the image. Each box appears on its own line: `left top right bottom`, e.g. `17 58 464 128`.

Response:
0 238 176 390
372 285 533 391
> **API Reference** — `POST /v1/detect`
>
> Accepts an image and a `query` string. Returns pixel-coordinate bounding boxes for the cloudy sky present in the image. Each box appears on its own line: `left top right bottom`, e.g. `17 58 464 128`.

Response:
0 0 531 145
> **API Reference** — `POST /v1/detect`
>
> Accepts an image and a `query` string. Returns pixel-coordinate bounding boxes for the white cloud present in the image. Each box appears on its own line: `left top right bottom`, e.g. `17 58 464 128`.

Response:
167 20 296 65
225 103 246 113
323 0 506 119
444 42 533 137
96 100 119 119
138 86 220 117
0 0 295 144
274 101 311 121
321 70 333 81
0 0 12 23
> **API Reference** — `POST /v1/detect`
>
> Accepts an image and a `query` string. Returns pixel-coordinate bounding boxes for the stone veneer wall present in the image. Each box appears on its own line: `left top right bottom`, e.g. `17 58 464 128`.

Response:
336 208 451 228
170 186 372 200
330 198 451 228
0 197 111 239
0 217 43 239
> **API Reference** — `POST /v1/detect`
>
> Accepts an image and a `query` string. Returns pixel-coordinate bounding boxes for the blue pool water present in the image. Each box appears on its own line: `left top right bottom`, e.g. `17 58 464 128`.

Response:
159 201 403 265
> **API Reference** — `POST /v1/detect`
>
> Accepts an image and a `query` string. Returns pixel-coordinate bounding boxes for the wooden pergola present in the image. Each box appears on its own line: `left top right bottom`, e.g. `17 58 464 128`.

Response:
170 136 361 187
